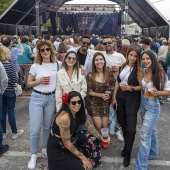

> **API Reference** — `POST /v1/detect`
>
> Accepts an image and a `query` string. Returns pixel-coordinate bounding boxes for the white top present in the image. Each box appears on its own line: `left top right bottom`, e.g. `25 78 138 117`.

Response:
119 65 133 82
29 62 61 92
88 49 126 79
54 41 61 51
158 45 168 59
32 47 38 58
142 77 170 91
55 67 87 111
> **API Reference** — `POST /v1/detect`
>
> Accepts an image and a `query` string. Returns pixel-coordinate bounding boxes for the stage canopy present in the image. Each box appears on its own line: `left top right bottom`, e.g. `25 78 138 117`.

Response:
0 0 169 37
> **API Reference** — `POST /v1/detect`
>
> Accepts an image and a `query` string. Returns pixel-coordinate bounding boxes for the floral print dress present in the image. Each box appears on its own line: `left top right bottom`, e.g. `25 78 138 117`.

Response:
86 67 115 117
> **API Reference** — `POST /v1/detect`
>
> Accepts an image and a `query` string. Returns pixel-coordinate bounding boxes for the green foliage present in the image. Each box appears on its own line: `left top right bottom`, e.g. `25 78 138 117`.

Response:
41 19 51 31
0 0 15 16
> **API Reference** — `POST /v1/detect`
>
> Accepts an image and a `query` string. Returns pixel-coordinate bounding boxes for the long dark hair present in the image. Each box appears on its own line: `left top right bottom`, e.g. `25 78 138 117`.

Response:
58 91 86 125
62 51 79 80
141 50 166 90
91 52 108 84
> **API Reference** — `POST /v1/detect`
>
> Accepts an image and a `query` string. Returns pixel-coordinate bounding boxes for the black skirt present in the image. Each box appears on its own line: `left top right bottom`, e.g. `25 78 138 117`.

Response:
47 133 84 170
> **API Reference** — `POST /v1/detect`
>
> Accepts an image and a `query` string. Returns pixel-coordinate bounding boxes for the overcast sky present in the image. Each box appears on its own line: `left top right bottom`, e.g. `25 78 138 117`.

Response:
65 0 170 20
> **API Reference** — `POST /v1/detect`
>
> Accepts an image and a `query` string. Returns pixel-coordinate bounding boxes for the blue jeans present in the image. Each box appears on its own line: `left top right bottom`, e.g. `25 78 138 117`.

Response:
0 94 3 150
29 92 56 153
135 95 160 170
167 67 170 81
109 105 120 134
1 90 17 134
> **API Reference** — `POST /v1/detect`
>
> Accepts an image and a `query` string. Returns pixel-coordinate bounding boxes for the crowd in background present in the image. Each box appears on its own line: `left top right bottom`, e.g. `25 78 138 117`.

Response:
0 33 170 170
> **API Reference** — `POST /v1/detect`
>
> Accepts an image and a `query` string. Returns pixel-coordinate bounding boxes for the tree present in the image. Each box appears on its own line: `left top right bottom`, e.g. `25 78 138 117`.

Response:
0 0 15 16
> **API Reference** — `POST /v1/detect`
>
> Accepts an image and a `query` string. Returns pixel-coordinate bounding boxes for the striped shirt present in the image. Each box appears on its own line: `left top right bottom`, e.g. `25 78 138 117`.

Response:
2 62 18 90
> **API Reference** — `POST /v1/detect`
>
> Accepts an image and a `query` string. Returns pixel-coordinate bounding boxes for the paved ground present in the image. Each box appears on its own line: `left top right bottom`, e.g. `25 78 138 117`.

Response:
1 97 170 170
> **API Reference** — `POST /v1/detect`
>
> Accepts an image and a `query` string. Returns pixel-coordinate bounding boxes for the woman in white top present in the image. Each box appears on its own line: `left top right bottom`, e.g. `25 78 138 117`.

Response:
27 40 61 170
135 50 170 170
55 51 87 111
112 48 143 167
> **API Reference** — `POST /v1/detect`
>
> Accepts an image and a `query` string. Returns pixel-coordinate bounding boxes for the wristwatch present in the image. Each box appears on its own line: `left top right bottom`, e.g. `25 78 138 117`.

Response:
130 85 134 92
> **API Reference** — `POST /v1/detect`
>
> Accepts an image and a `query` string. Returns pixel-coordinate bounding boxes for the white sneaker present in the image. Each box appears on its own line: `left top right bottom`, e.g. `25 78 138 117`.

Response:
28 154 38 169
3 130 8 139
167 97 170 101
12 130 24 140
42 148 47 157
116 130 124 142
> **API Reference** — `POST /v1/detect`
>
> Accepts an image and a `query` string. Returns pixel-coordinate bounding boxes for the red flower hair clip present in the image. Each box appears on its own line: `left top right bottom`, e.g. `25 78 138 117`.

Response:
62 93 69 105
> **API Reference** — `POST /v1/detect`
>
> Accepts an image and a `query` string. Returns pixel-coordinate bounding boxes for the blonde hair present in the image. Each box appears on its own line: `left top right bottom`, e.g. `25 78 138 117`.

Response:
0 46 11 61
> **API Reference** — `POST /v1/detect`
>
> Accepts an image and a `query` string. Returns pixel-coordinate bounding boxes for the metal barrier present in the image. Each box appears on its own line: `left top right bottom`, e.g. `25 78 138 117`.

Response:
19 64 32 96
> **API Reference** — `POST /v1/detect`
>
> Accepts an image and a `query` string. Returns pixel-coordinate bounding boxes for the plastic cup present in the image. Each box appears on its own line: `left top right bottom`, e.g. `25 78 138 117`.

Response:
101 128 109 139
101 128 109 149
102 141 109 149
119 81 127 91
148 86 156 98
44 75 50 85
105 91 111 100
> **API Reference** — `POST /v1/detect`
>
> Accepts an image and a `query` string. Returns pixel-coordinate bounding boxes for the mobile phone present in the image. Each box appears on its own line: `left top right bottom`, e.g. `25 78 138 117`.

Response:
113 104 117 111
12 37 17 42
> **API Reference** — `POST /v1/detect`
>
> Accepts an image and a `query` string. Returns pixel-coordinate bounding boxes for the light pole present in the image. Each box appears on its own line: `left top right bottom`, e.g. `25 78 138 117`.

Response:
35 0 40 35
125 0 129 35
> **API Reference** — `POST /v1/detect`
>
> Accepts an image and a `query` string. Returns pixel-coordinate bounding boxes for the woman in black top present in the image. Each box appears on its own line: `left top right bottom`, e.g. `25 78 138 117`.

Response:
47 91 110 170
112 48 143 167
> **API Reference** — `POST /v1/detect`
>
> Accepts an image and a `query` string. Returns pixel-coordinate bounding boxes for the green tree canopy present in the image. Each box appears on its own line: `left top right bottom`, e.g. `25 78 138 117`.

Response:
0 0 15 16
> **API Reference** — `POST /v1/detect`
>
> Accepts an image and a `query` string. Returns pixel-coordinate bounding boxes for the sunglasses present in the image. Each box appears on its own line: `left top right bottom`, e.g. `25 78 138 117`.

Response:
40 48 51 53
82 42 91 46
103 41 112 45
70 100 81 105
67 56 77 61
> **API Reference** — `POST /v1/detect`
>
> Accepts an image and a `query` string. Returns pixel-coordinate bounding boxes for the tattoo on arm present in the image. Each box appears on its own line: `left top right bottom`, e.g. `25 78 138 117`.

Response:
70 144 84 158
84 119 101 140
58 116 85 160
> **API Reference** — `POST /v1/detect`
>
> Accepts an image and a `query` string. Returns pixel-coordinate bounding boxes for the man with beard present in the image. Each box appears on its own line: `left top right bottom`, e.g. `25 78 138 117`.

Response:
88 36 125 142
68 36 125 141
67 35 93 77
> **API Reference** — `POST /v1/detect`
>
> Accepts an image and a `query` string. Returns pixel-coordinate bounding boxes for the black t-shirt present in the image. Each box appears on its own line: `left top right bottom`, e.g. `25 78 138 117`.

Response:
77 49 87 66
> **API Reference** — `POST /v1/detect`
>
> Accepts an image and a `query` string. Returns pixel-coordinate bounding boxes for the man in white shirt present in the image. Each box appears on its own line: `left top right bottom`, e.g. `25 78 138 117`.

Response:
68 36 125 141
53 37 61 51
100 36 125 141
88 36 125 141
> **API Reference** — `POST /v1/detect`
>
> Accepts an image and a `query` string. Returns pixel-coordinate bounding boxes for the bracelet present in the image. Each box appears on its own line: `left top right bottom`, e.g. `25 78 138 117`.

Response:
130 85 134 92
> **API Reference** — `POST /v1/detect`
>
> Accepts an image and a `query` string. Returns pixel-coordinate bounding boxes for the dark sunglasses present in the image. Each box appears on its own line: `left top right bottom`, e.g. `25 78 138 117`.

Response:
103 41 112 45
40 48 51 53
82 42 90 46
70 100 81 105
67 56 77 61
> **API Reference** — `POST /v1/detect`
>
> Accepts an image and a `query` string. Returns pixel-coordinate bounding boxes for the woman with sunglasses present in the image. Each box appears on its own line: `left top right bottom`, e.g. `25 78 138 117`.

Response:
135 50 170 170
27 40 61 169
112 48 143 167
86 52 116 133
47 91 110 170
55 51 87 112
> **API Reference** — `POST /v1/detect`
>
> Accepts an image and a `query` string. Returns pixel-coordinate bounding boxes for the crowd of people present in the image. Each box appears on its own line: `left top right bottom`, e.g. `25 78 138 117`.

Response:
0 33 170 170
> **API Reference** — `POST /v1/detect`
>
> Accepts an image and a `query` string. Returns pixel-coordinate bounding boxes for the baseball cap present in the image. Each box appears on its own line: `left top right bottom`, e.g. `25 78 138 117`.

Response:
141 39 151 45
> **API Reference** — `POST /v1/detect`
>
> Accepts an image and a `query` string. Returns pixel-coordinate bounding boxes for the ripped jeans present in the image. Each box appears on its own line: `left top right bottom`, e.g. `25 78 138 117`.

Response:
135 95 160 170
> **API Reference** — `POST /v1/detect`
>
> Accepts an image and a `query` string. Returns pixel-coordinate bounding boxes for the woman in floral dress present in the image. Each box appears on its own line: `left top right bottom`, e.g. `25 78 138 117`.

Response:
86 52 115 133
